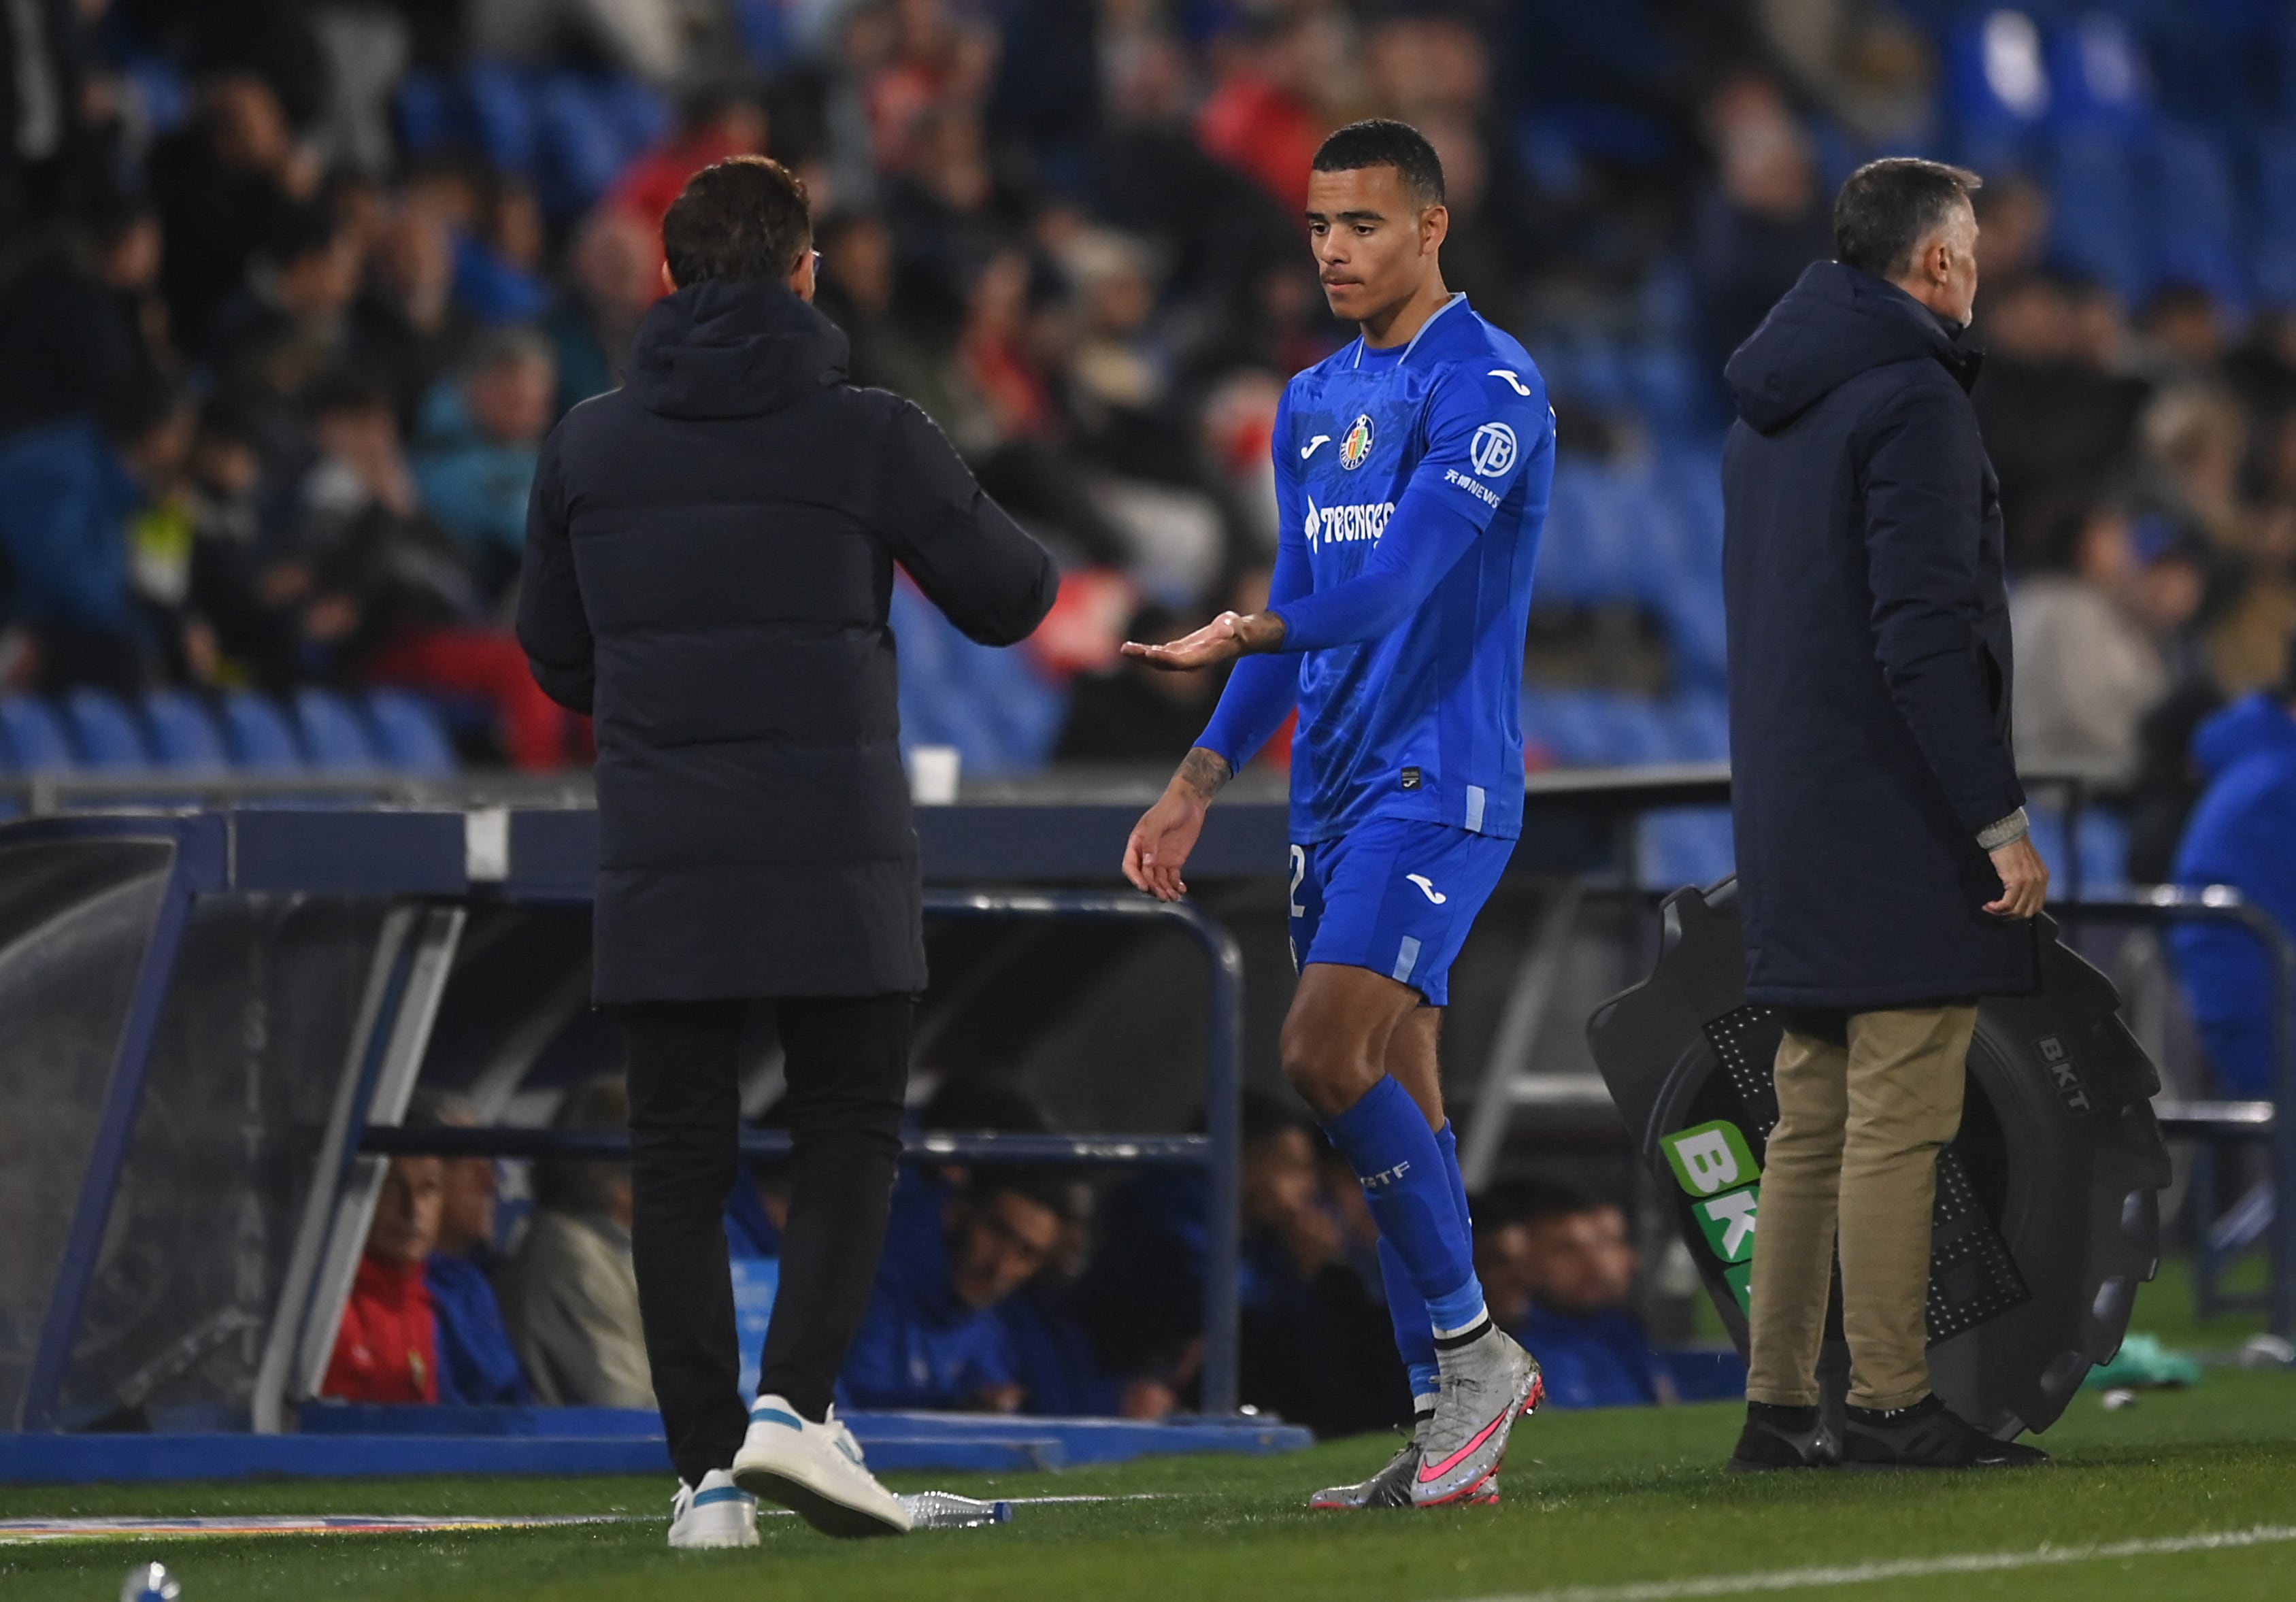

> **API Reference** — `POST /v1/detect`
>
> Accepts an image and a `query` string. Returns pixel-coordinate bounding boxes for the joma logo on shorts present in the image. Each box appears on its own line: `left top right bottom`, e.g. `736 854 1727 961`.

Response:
2037 1035 2093 1115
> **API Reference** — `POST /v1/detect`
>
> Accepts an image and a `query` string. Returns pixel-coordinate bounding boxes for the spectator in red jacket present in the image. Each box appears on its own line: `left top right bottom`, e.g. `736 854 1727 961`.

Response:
322 1152 446 1404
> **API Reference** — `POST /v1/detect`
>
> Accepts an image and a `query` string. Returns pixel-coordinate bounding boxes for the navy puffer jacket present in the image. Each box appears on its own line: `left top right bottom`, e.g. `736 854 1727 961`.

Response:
519 278 1055 1002
1722 261 2036 1008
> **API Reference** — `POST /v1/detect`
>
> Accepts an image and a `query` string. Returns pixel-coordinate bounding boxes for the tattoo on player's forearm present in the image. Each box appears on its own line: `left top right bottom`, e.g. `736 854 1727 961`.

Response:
1176 747 1233 801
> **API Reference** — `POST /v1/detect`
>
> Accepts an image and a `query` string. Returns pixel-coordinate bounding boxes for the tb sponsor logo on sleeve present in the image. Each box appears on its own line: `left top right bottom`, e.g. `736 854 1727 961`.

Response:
1469 421 1518 477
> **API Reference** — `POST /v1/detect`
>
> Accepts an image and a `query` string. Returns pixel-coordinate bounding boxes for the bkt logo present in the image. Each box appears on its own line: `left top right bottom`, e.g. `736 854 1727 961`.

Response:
1303 497 1395 552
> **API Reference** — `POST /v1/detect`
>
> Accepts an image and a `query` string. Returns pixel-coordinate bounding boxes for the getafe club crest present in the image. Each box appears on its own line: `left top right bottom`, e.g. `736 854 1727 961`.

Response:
1339 413 1374 470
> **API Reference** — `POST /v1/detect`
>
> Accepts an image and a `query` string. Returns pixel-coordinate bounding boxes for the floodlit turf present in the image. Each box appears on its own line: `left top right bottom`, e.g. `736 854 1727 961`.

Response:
3 1371 2293 1602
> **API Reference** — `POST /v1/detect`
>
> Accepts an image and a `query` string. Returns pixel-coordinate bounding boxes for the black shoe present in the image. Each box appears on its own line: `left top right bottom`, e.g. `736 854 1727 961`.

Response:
1727 1402 1840 1471
1841 1395 2049 1469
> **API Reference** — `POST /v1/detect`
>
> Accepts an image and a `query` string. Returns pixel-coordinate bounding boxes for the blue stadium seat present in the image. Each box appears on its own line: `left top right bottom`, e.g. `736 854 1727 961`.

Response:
532 72 631 220
2249 124 2296 304
142 690 230 769
2026 801 2132 899
2043 13 2152 129
61 688 152 769
218 692 305 771
1594 690 1674 766
593 74 671 156
391 68 463 156
1533 462 1600 606
0 697 73 770
1640 807 1736 892
2048 125 2145 299
2148 122 2247 308
1662 689 1731 763
363 691 459 776
293 688 380 771
890 582 1065 777
1940 11 2051 172
461 59 539 178
1527 688 1611 768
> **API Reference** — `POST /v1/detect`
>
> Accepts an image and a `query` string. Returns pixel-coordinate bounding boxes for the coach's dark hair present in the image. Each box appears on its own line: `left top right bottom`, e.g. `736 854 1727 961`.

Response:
1312 118 1446 205
1833 157 1982 280
662 154 812 288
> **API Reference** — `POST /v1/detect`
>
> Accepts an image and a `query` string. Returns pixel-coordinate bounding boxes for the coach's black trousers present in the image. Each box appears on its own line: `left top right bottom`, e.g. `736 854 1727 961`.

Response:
620 995 911 1487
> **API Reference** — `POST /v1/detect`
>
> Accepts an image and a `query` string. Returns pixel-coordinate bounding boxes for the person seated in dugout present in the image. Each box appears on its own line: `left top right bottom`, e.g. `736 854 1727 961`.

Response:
405 1090 531 1406
1477 1182 1673 1410
498 1076 654 1408
1076 1092 1410 1437
321 1152 445 1405
838 1171 1071 1413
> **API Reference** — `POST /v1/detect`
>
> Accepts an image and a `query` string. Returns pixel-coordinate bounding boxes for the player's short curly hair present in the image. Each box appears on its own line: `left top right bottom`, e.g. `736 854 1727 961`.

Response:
662 154 812 288
1312 118 1446 206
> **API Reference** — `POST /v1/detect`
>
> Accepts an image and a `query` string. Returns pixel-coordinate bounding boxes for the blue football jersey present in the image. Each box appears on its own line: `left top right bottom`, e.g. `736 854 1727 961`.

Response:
1276 294 1554 843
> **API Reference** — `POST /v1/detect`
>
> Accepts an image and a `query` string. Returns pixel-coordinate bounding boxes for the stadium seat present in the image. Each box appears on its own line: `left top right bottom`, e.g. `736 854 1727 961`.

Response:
1940 10 2051 173
61 688 152 769
891 580 1067 776
2042 13 2152 129
460 59 539 178
1661 689 1731 763
1640 806 1735 892
0 697 72 770
293 688 381 771
531 73 632 220
2048 125 2146 300
2248 124 2296 304
2148 122 2248 309
218 692 305 771
391 68 463 156
142 690 231 769
363 691 459 777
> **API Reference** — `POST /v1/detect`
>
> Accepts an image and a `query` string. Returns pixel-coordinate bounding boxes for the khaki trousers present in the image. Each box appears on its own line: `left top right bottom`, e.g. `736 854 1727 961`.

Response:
1744 1004 1976 1412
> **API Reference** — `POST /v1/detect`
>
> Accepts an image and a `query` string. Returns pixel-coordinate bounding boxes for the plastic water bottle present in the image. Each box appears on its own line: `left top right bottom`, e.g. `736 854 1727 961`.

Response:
899 1491 1011 1530
122 1563 181 1602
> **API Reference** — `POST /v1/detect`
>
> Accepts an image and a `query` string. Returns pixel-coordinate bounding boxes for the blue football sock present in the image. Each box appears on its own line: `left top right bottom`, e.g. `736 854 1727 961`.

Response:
1435 1120 1472 1238
1322 1077 1483 1331
1378 1235 1440 1403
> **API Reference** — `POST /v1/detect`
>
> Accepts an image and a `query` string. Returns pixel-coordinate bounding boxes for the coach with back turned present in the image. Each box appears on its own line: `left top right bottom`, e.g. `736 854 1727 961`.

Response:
519 155 1054 1544
1719 158 2052 1470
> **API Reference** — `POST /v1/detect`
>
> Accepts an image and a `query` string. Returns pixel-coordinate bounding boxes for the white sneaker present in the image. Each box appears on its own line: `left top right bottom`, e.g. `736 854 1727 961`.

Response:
668 1468 759 1550
731 1395 912 1539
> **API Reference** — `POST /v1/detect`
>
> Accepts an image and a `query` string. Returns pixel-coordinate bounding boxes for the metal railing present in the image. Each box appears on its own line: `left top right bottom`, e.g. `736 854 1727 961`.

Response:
342 890 1250 1416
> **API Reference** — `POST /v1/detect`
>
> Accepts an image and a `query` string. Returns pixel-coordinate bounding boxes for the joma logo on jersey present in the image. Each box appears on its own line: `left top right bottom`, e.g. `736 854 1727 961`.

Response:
1339 412 1375 469
1302 498 1395 551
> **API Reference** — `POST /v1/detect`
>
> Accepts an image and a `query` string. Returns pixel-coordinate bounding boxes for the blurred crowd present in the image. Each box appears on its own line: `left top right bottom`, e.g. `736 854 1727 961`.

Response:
14 1 2296 1378
6 0 2296 792
325 1081 1729 1430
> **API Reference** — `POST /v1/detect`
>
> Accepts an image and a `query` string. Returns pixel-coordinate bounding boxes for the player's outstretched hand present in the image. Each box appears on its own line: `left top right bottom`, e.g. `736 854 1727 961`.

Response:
1121 611 1248 672
1122 609 1287 671
1983 835 2048 920
1124 781 1210 901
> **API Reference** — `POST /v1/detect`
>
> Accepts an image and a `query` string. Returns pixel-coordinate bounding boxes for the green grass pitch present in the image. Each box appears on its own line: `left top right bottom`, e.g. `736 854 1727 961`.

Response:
4 1369 2293 1602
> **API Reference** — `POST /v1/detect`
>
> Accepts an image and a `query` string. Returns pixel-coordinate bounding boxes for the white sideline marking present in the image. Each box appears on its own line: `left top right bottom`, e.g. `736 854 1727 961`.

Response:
1452 1524 2296 1602
0 1494 1182 1544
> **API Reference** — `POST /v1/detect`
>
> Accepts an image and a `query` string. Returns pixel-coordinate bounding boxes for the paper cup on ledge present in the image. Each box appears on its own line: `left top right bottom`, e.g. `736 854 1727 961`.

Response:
908 744 962 805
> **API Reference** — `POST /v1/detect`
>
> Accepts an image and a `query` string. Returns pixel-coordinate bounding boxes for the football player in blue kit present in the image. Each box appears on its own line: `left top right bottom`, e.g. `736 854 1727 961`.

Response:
1121 119 1556 1509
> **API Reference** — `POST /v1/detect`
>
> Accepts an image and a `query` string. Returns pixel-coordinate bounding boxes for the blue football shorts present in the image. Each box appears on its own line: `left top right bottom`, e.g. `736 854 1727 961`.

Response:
1287 818 1515 1007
